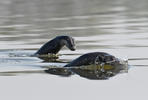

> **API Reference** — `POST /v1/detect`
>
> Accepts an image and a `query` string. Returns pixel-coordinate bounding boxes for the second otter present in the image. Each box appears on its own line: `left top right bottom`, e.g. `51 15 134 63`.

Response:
35 36 76 55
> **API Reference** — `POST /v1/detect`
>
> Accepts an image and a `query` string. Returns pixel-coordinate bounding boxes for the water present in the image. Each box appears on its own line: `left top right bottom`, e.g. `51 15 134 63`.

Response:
0 0 148 99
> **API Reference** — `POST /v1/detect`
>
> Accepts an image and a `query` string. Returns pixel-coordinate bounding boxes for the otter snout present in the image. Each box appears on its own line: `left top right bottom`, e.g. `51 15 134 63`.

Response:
70 47 76 51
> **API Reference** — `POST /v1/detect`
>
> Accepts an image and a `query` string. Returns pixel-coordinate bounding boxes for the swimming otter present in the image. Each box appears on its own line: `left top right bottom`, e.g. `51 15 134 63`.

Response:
35 36 76 55
63 52 127 79
64 52 119 67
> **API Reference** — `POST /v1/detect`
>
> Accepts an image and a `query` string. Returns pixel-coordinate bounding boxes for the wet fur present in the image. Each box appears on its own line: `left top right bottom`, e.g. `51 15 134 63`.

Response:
35 36 75 55
64 52 116 67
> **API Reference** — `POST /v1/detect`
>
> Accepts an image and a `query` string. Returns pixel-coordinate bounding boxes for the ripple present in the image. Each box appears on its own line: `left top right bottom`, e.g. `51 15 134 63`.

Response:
0 24 31 28
0 15 25 18
52 25 102 30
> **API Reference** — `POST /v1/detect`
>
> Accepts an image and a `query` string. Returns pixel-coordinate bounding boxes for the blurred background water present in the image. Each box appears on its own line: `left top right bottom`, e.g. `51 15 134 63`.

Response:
0 0 148 100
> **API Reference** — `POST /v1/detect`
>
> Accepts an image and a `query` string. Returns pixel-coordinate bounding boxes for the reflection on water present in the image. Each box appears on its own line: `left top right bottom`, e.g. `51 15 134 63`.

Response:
0 0 148 79
45 59 128 80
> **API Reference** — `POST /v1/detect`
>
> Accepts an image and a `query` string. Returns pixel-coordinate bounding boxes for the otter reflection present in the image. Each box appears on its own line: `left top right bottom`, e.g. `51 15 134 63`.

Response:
45 52 128 80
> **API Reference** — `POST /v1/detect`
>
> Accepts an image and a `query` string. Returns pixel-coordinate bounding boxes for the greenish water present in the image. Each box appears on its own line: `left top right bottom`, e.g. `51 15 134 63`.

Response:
0 0 148 100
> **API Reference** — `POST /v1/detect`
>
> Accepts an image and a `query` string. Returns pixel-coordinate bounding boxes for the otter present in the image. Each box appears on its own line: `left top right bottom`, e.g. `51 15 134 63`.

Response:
34 36 76 55
63 52 128 79
64 52 119 67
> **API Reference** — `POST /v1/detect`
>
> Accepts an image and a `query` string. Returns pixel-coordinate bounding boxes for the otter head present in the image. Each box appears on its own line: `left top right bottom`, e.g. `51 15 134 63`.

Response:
60 36 76 51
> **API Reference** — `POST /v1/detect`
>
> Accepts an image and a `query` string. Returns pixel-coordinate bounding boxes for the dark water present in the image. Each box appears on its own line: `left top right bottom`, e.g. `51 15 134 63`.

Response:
0 0 148 100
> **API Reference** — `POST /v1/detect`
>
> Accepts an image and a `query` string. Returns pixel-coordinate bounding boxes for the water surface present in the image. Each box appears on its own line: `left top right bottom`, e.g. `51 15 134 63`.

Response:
0 0 148 100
